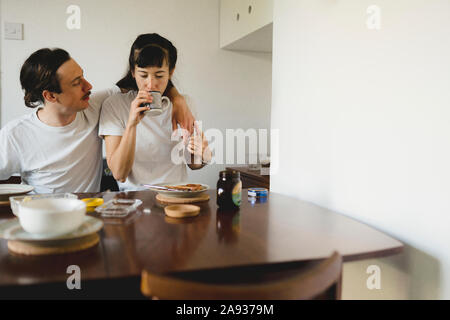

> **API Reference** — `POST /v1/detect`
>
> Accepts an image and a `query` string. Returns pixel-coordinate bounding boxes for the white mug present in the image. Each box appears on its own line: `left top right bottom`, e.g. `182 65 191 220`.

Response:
144 91 170 116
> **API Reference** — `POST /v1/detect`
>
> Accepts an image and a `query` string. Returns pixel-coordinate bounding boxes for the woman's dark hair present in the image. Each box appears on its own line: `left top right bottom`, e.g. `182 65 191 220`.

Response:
116 33 177 94
135 44 170 70
20 48 71 108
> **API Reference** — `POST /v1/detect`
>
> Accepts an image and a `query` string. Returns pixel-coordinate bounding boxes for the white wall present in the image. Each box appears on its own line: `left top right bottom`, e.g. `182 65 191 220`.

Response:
0 0 272 187
272 0 450 299
0 0 2 124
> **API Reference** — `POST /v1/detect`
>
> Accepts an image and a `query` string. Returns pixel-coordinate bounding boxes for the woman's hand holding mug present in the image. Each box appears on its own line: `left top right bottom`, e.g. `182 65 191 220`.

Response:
128 91 153 127
144 91 170 117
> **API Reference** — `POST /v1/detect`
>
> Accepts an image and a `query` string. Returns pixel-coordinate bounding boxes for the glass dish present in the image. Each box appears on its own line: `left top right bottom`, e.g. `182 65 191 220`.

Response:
95 198 143 218
9 193 77 216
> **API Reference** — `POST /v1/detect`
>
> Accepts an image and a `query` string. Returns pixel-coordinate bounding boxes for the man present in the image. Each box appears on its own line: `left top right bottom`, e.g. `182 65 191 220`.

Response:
0 48 194 193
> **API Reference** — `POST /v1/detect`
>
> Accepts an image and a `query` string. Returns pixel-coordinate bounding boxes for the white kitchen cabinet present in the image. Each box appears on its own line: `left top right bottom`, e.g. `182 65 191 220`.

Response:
220 0 273 52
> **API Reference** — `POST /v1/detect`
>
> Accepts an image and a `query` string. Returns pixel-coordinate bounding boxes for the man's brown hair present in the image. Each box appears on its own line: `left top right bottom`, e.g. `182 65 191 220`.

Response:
20 48 71 108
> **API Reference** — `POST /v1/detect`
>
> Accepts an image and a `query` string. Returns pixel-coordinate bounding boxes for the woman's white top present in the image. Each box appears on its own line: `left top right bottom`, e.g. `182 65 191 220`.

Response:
99 91 187 191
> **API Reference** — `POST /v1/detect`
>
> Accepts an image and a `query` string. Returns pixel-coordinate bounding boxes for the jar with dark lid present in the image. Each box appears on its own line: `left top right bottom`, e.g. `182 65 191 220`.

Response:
216 170 242 210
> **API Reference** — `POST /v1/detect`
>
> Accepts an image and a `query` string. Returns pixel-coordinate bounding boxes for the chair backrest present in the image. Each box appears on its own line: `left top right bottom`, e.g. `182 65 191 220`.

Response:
100 159 119 192
141 251 342 300
0 176 21 184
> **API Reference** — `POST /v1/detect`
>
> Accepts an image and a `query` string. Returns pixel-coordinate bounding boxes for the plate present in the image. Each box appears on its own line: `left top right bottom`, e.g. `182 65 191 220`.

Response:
145 182 209 198
0 215 103 241
0 184 34 201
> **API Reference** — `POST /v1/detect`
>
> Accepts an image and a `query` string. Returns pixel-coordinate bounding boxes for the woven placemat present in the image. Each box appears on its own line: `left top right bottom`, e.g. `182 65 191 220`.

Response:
156 193 210 205
8 233 100 256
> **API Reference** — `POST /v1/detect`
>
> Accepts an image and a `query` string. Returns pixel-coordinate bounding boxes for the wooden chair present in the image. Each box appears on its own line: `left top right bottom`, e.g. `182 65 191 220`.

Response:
0 176 21 184
141 251 342 300
100 159 119 192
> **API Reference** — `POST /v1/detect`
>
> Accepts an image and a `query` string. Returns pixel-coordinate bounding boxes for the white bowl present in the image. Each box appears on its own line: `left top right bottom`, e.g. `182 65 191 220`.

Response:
16 198 86 236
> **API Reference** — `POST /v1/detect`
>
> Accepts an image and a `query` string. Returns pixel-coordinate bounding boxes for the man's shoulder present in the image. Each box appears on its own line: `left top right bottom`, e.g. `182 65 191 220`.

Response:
104 91 135 104
102 91 135 112
1 112 35 135
81 86 121 121
87 86 121 111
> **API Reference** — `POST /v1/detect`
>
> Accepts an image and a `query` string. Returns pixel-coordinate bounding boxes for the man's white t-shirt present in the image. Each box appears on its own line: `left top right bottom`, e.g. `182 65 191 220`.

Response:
0 87 119 194
99 91 187 191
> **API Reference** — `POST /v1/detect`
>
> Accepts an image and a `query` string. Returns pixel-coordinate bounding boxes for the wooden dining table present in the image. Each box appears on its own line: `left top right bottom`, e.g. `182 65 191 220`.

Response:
0 189 403 299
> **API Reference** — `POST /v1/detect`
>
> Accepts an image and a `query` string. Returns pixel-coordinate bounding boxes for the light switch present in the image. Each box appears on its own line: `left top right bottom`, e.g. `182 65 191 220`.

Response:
5 22 23 40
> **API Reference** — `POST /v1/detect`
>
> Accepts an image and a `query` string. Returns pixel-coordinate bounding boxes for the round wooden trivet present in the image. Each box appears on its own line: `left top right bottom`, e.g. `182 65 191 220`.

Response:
8 233 100 256
164 204 200 219
156 193 210 205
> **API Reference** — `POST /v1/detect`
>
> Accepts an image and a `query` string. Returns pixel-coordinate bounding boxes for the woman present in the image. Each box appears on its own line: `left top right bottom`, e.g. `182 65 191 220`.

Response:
99 34 211 191
116 34 192 136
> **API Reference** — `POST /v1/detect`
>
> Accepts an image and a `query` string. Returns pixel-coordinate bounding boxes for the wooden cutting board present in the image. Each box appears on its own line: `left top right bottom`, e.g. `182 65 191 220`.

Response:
156 193 210 205
8 233 100 256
